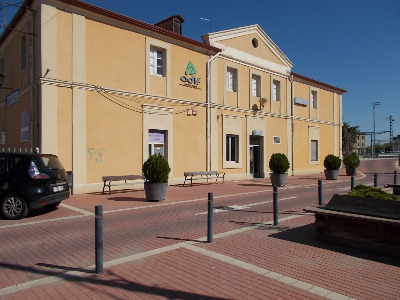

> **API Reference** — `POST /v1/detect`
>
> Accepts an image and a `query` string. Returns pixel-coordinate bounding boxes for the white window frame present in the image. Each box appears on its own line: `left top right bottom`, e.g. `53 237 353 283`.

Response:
311 90 318 109
20 110 28 142
272 80 281 101
252 75 261 97
226 134 239 163
227 67 237 92
150 47 165 76
273 136 281 144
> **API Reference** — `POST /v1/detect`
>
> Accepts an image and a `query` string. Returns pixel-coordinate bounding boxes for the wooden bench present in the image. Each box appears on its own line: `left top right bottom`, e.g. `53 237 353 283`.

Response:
102 175 144 195
183 171 225 186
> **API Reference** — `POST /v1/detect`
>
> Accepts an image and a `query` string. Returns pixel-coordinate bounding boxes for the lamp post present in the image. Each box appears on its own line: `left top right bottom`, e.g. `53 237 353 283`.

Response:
373 101 380 158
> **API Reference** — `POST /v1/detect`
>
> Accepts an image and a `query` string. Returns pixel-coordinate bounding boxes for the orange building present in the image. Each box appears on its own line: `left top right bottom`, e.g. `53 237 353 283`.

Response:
0 0 346 194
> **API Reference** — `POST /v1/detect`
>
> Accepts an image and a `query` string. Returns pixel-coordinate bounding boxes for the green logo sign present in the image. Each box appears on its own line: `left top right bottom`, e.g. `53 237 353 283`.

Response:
185 61 197 76
180 61 200 86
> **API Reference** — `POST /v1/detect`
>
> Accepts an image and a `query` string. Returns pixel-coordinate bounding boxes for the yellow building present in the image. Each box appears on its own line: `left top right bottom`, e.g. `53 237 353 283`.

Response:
0 0 346 194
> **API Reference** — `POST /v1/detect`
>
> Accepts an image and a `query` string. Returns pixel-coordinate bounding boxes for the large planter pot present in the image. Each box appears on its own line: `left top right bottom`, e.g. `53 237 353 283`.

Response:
270 173 288 186
324 169 339 180
345 167 357 176
144 182 168 202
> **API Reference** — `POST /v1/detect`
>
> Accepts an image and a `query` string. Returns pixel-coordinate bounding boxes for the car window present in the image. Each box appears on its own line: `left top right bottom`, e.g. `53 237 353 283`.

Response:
0 156 7 175
38 155 64 170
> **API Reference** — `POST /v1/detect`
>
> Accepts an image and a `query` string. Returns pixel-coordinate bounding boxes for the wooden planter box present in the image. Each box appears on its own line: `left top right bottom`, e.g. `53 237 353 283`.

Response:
305 194 400 258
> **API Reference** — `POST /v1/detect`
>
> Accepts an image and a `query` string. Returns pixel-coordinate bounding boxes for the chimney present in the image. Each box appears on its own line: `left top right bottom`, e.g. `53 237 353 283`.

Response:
154 15 185 35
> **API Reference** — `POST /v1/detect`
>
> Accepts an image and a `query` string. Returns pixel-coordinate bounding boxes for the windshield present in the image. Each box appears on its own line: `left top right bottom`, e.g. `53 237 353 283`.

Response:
38 155 64 170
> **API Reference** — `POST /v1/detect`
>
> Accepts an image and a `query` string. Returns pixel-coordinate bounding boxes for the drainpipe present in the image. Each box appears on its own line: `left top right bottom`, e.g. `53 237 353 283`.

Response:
289 74 294 175
29 10 34 151
206 52 221 171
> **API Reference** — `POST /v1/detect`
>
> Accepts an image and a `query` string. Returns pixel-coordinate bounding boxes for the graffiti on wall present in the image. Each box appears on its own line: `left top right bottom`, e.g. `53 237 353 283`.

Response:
88 147 106 163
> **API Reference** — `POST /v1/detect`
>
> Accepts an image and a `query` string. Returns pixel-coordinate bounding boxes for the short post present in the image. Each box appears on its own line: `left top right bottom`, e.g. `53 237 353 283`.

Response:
351 176 355 190
318 180 322 205
95 205 103 274
374 173 378 187
273 185 278 226
394 171 397 185
207 192 213 243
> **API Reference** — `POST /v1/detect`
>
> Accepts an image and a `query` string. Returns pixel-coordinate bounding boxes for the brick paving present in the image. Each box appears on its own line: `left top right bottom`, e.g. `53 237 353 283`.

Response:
1 163 400 299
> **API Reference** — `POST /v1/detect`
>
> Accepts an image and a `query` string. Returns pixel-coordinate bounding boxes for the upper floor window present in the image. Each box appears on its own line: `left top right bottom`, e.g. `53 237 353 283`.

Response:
252 75 261 97
311 90 318 108
150 47 164 76
227 67 237 92
273 80 280 101
0 131 5 144
20 110 28 142
21 36 27 69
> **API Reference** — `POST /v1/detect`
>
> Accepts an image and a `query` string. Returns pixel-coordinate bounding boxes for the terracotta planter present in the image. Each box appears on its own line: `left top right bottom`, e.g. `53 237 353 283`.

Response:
144 182 168 202
270 173 288 186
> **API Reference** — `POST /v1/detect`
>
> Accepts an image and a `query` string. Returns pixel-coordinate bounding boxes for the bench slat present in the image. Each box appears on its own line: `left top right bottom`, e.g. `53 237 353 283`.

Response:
183 171 225 186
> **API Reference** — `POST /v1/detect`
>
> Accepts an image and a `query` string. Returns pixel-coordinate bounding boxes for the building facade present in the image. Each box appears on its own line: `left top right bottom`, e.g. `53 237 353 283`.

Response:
0 0 346 194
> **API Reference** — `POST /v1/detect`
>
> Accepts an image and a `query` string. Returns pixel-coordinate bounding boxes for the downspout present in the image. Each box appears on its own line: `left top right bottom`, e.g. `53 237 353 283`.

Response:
289 74 294 176
206 52 221 171
29 10 34 150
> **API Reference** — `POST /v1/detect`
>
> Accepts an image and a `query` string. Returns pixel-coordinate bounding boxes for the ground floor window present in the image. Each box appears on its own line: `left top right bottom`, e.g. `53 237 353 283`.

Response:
311 140 318 161
148 129 167 158
226 134 239 162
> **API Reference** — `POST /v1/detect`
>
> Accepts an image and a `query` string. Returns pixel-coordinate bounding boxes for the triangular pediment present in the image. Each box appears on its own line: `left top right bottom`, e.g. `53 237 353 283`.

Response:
203 25 293 75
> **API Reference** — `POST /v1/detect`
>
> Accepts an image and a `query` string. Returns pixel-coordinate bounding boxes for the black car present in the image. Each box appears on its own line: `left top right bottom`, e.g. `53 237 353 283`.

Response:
0 152 70 220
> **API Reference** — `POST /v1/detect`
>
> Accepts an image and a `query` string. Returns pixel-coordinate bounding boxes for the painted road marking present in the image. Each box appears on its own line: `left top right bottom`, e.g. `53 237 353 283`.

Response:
194 196 297 215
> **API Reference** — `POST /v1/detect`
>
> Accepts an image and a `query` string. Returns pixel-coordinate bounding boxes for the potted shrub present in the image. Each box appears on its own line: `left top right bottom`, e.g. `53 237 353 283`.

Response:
343 153 360 176
142 154 171 202
269 153 290 186
323 154 342 180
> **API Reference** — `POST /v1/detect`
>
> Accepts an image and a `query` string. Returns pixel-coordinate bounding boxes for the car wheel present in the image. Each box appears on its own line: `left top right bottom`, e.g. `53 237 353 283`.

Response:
46 201 61 209
1 194 29 220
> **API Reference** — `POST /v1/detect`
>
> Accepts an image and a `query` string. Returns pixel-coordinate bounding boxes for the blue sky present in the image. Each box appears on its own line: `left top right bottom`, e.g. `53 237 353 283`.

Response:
2 0 400 145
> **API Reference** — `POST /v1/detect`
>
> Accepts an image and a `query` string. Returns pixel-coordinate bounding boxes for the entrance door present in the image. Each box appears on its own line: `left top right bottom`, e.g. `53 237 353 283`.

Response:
250 136 262 178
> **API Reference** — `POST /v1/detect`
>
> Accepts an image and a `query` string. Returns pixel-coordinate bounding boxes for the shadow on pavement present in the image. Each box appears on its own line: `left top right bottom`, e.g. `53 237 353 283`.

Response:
270 223 400 267
0 262 230 300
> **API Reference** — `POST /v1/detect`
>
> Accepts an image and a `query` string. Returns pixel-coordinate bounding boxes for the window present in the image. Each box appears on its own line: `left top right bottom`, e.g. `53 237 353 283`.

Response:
21 36 27 69
227 68 237 92
252 75 261 97
311 140 318 161
20 111 28 142
311 90 317 108
0 131 5 144
226 134 238 162
272 80 280 101
148 129 167 158
150 47 164 76
273 136 281 144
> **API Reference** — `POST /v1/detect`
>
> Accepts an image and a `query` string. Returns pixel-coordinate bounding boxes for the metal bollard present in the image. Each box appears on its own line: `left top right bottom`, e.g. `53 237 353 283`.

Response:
318 180 322 205
207 192 213 243
273 185 278 226
374 173 378 187
95 205 103 274
351 176 355 190
395 171 397 185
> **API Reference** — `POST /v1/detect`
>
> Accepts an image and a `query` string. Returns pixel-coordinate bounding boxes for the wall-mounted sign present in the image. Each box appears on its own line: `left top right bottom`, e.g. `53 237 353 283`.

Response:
252 130 263 136
180 61 201 89
294 97 309 106
6 90 18 106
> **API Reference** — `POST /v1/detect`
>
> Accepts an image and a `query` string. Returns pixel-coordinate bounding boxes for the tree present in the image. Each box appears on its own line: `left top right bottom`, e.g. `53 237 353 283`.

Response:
342 122 360 155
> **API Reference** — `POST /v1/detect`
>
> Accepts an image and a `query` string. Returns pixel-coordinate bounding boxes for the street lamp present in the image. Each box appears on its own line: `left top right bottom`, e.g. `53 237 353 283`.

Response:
372 101 380 158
